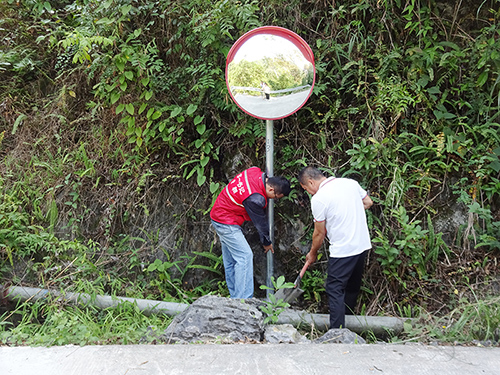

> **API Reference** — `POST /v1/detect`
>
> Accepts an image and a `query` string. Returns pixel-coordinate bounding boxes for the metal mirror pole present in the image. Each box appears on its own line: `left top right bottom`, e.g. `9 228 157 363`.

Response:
265 119 274 298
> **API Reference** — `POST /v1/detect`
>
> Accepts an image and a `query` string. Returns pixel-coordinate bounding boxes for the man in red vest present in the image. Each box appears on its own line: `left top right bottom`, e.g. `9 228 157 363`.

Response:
210 167 291 298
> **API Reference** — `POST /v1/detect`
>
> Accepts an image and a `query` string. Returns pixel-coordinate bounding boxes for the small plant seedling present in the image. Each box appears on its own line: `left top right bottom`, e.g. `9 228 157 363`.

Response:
259 276 295 324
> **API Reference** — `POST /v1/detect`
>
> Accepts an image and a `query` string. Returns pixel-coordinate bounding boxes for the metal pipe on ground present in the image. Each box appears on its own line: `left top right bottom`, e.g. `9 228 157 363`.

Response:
1 285 410 336
277 309 410 337
1 285 187 317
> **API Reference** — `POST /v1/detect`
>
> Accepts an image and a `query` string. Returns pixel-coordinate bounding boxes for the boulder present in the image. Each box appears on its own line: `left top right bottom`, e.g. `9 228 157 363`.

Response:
160 295 266 344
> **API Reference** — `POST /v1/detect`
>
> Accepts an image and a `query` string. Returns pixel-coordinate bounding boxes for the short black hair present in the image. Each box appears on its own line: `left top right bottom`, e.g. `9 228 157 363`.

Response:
267 176 291 196
298 166 324 184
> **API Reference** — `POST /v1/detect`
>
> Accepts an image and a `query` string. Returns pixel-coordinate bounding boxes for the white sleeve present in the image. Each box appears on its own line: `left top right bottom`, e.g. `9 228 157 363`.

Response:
311 197 326 222
357 182 367 200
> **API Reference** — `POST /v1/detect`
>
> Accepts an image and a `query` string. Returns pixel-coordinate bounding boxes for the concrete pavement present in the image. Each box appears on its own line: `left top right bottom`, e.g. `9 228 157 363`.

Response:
1 343 499 375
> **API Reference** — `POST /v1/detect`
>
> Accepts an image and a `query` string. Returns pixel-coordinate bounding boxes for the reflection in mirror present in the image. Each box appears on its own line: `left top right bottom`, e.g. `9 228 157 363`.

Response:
226 31 314 120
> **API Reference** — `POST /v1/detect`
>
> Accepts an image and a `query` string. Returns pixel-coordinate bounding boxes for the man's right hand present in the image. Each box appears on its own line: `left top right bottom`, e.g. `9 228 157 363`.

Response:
305 251 317 264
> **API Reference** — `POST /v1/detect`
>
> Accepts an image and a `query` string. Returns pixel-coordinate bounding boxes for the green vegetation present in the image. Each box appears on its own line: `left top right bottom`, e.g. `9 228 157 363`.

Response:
259 275 295 324
1 295 172 346
1 0 500 345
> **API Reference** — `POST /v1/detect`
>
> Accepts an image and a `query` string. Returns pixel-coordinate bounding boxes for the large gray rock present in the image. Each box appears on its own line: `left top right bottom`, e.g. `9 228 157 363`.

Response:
314 328 366 344
160 295 266 344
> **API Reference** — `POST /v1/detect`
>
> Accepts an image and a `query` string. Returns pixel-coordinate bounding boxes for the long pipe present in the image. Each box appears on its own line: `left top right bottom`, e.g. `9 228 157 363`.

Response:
1 285 409 336
1 285 187 317
265 119 274 298
276 310 409 337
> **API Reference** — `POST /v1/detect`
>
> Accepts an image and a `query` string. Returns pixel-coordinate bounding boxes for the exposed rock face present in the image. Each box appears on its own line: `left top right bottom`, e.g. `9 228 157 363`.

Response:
89 174 311 297
160 295 266 344
314 328 366 344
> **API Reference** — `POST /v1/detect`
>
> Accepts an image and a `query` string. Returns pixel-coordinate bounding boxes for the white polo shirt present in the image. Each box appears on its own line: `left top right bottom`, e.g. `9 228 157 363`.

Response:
311 177 371 258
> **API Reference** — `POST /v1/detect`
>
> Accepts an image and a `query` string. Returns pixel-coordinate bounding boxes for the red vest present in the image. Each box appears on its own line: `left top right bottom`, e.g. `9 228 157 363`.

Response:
210 167 267 226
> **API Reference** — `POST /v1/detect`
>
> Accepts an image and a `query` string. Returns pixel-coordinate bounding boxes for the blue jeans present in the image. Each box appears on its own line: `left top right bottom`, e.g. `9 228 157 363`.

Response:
211 220 254 298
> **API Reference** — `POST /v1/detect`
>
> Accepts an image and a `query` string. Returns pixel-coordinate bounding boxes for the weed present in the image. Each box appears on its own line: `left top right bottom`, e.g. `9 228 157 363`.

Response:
259 276 295 324
0 299 172 346
301 269 326 303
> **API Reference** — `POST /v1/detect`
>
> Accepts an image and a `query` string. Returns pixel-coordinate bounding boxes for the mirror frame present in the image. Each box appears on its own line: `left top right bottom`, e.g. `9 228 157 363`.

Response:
225 26 315 120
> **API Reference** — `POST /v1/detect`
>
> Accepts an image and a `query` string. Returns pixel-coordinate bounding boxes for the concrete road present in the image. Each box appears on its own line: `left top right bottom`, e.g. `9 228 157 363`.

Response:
1 343 499 375
233 89 310 118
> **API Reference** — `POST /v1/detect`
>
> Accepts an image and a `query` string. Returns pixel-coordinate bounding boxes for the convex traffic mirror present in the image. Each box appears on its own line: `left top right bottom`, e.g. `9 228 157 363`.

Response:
226 26 315 120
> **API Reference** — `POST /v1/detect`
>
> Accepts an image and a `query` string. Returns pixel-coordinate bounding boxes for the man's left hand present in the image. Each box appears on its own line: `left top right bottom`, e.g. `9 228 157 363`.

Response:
263 244 274 253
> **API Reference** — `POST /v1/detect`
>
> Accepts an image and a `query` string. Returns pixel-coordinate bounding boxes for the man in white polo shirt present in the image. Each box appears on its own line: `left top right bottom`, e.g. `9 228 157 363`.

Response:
298 166 373 329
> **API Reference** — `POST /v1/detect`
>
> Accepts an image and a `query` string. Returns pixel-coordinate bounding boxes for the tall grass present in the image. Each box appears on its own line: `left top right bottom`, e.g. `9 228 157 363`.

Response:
1 299 172 346
403 292 500 344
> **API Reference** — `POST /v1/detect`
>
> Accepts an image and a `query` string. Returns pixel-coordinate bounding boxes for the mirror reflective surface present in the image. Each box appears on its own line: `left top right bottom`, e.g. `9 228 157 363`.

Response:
226 27 315 120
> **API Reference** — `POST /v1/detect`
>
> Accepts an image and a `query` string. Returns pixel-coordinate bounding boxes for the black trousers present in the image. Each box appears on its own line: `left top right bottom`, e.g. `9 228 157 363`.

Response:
326 250 368 329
